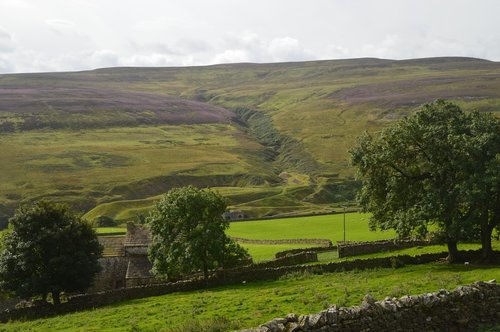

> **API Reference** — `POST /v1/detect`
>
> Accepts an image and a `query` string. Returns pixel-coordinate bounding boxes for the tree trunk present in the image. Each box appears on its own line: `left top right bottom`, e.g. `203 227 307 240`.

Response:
446 241 460 263
480 213 493 262
52 291 61 306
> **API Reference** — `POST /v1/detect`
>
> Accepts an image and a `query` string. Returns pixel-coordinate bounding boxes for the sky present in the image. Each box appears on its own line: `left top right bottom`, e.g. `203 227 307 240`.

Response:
0 0 499 74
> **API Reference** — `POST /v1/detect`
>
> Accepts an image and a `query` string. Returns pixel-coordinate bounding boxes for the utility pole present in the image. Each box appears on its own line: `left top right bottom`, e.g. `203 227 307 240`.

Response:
343 206 346 243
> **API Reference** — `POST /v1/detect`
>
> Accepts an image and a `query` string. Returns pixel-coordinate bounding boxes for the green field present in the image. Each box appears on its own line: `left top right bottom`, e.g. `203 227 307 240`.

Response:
229 213 395 262
227 213 395 243
242 237 500 263
95 228 126 236
1 263 498 331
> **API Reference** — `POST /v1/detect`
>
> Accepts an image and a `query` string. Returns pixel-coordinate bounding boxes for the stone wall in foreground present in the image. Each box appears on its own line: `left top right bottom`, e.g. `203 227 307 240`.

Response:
245 280 500 332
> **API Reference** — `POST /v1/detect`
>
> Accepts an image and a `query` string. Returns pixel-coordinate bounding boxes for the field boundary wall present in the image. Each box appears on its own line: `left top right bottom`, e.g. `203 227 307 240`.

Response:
337 239 438 258
245 280 500 332
232 237 332 247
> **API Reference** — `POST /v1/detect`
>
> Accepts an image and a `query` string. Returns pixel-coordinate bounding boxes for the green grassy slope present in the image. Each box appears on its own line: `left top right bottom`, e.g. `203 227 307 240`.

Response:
1 57 500 220
0 124 276 214
1 263 498 331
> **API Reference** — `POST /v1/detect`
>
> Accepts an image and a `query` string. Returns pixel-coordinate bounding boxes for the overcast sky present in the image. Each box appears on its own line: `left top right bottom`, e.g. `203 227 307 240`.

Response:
0 0 499 74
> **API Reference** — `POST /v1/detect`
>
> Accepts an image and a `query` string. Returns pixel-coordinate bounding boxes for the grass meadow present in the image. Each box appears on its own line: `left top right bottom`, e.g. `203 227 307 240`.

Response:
1 263 498 332
227 213 395 243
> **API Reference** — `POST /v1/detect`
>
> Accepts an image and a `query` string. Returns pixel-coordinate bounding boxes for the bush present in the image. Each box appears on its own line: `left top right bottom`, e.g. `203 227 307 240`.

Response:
93 215 117 227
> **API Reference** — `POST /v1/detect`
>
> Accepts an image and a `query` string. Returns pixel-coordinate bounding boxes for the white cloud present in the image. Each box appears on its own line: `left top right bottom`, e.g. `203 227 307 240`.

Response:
268 37 314 62
214 49 250 64
358 33 489 60
0 56 14 72
0 0 499 73
0 27 15 53
45 19 78 35
323 44 351 59
88 49 119 68
0 0 33 10
213 33 313 64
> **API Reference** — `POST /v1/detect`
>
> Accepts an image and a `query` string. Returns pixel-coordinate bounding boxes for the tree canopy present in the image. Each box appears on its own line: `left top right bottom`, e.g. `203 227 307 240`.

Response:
148 186 249 280
350 100 499 262
0 201 102 304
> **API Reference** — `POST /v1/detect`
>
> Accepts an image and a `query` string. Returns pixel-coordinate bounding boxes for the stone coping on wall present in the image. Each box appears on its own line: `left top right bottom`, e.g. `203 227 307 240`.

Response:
244 280 500 332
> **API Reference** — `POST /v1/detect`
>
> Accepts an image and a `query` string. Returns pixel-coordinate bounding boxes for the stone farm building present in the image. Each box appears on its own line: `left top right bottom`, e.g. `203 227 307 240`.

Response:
91 223 157 292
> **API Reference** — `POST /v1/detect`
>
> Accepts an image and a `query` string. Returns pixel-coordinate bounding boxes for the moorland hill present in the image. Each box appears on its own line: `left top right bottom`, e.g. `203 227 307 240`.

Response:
1 57 499 222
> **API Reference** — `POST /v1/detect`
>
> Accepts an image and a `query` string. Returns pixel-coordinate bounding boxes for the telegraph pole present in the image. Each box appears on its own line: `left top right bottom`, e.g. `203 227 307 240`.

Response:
343 206 346 243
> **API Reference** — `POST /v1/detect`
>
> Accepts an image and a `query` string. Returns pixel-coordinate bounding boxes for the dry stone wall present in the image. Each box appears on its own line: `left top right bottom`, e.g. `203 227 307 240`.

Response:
0 297 20 312
337 239 437 258
245 280 500 332
231 237 332 247
275 247 336 259
253 252 318 268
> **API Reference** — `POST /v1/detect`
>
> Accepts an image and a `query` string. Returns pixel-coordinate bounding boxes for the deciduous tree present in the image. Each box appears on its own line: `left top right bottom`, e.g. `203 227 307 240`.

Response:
0 201 102 304
351 100 499 262
148 186 249 280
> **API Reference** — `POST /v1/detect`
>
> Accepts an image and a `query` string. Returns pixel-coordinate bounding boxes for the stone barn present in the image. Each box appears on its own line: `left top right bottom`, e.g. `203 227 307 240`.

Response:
90 222 159 293
223 210 247 221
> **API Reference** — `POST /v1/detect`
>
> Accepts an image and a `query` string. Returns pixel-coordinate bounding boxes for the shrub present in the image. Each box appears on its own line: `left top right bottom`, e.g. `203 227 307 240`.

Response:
94 215 117 227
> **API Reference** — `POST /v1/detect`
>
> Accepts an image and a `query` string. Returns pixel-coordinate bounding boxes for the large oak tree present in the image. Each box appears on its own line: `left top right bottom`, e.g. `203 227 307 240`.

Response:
351 100 499 262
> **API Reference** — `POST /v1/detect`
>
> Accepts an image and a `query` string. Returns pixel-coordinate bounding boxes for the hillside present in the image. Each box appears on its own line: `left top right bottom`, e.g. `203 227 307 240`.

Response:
1 57 500 222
